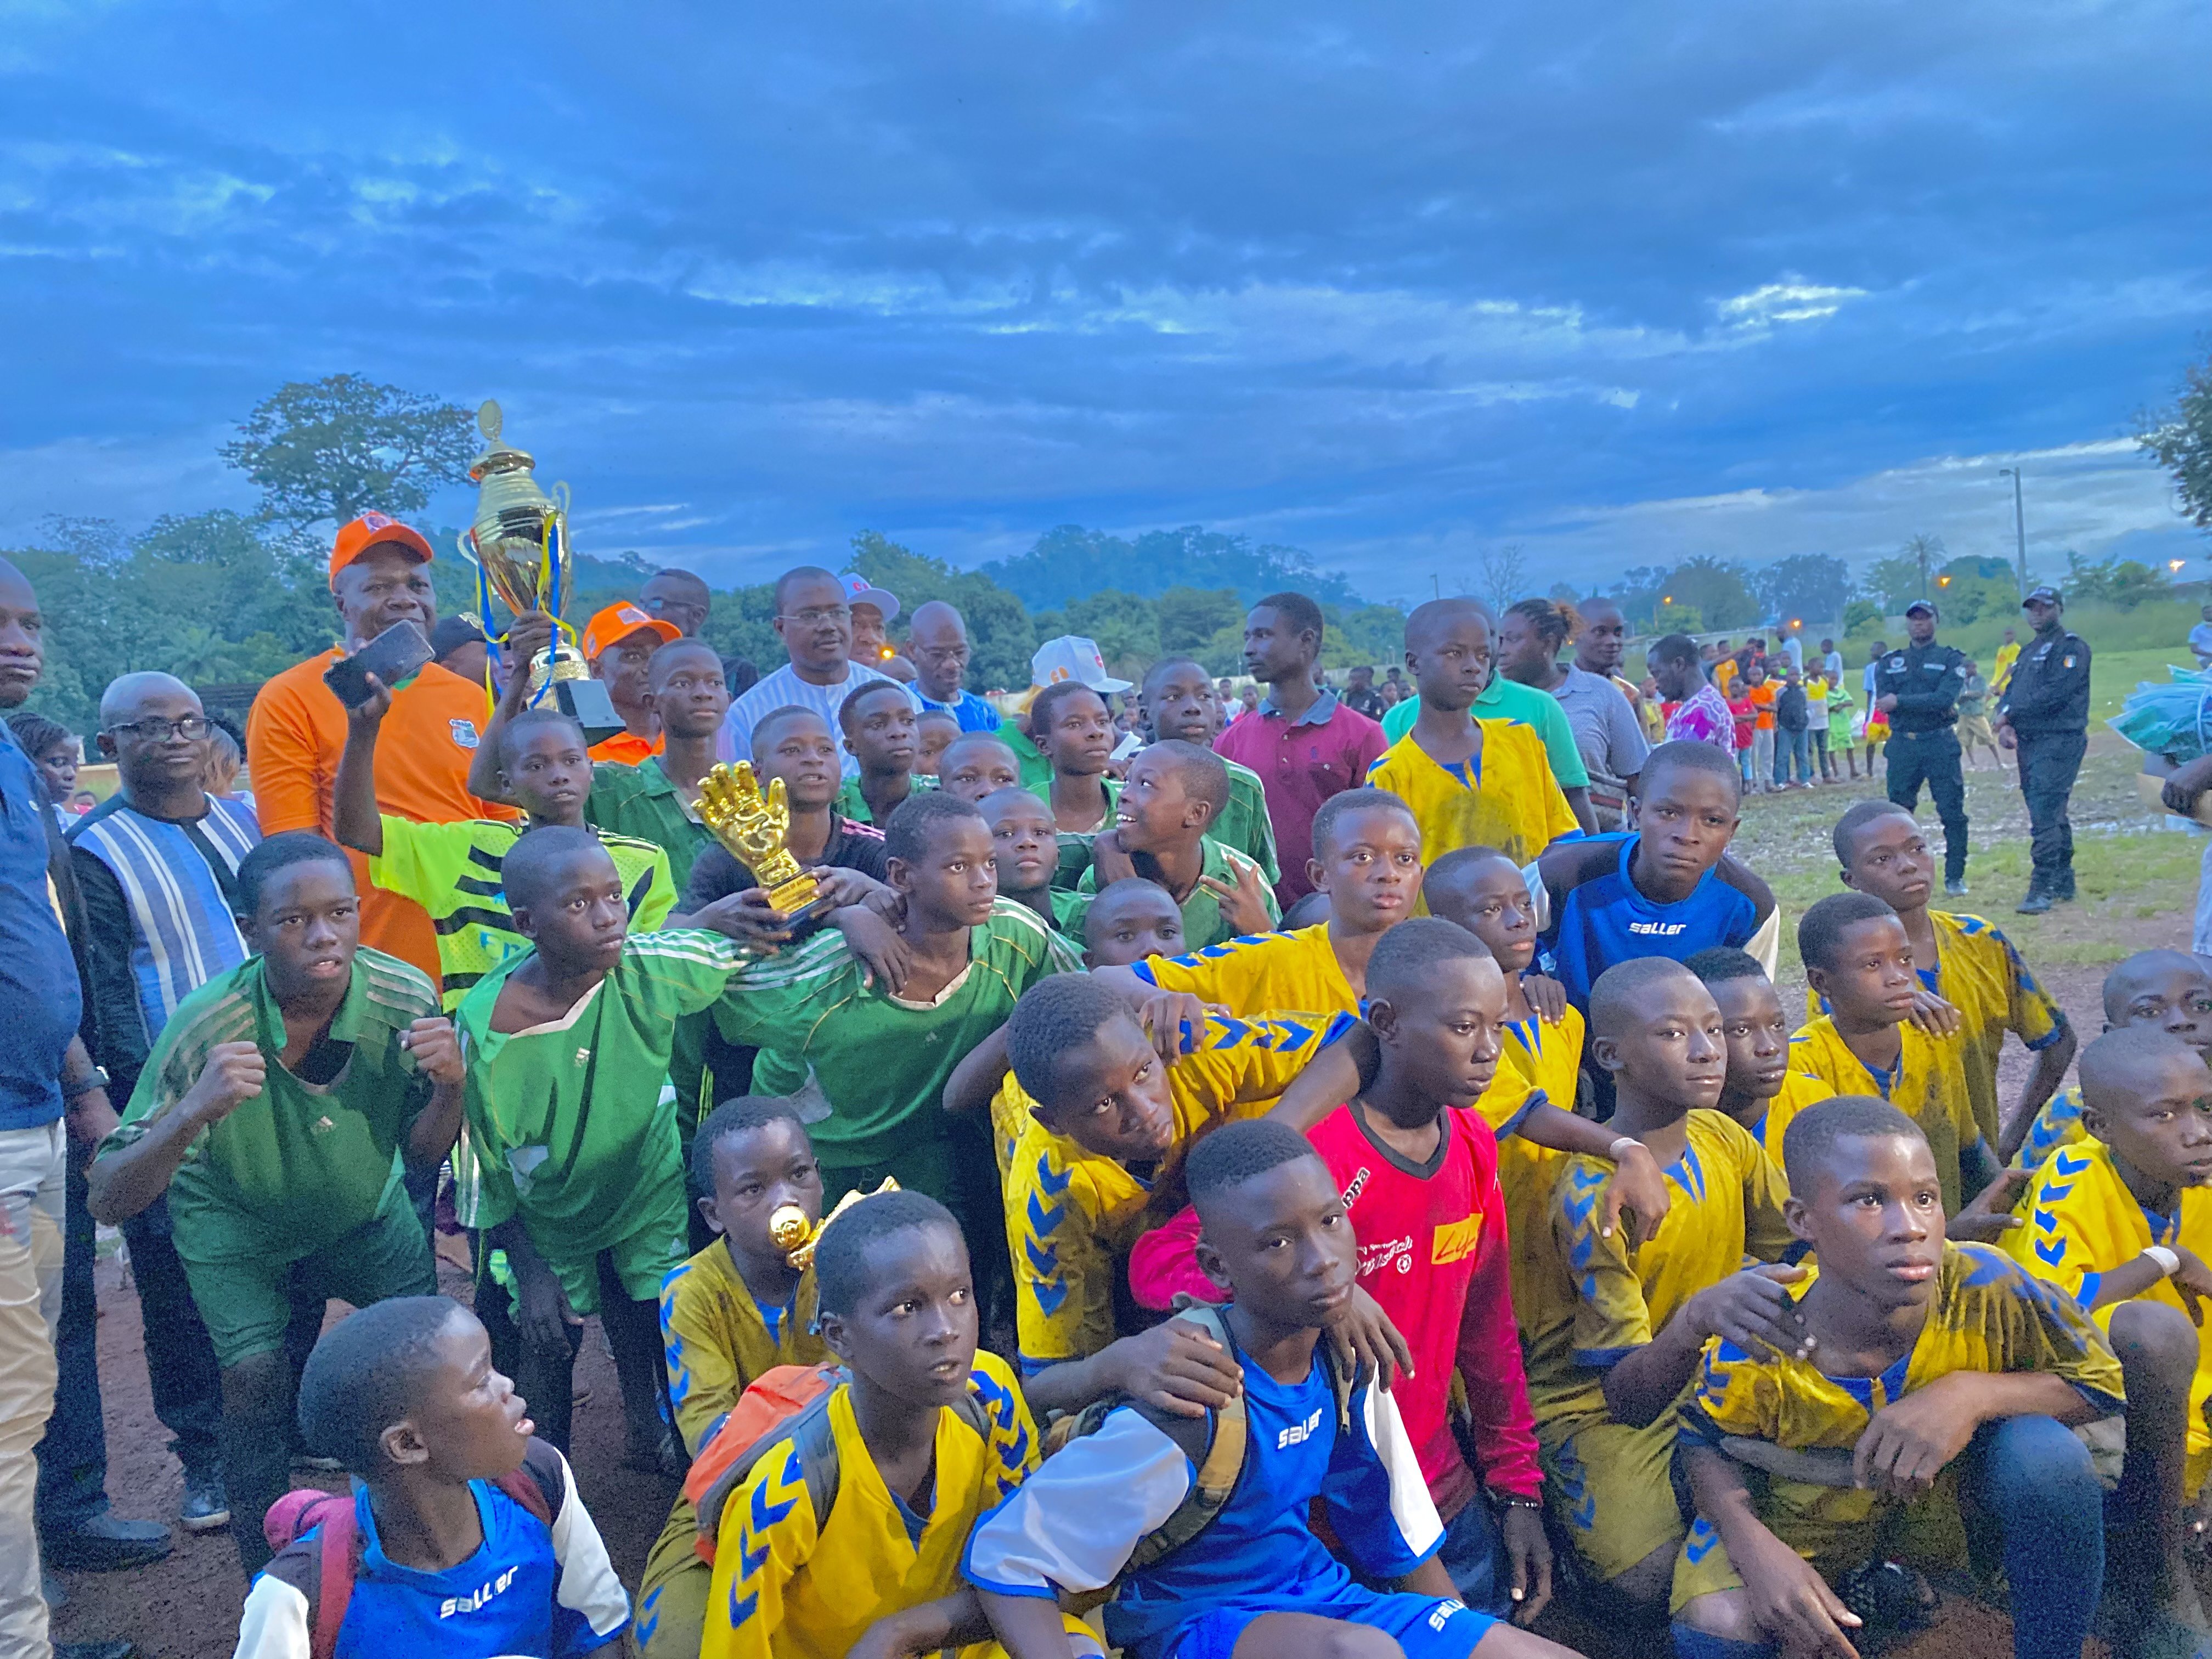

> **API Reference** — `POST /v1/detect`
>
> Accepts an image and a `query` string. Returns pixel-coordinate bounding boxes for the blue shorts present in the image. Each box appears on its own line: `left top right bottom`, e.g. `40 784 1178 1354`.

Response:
1157 1587 1496 1659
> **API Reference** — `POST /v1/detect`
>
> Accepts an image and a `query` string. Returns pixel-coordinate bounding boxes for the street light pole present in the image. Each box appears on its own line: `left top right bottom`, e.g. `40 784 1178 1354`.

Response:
1999 467 2028 597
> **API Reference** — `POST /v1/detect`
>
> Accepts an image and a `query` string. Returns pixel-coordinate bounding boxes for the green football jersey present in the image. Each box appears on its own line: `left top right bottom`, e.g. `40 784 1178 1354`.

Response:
1074 835 1278 952
452 929 747 1263
98 947 441 1263
584 758 715 897
714 898 1081 1166
1212 757 1280 887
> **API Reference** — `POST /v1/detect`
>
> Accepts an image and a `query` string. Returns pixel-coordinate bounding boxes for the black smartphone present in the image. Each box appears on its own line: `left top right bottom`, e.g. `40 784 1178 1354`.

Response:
324 619 435 708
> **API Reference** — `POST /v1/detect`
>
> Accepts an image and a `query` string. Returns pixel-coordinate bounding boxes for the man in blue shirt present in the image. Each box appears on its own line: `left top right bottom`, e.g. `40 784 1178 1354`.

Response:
0 555 142 1659
906 600 1003 732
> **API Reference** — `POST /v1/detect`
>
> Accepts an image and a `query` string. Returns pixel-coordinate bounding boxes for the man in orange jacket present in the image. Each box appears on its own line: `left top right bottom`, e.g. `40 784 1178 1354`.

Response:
245 514 518 985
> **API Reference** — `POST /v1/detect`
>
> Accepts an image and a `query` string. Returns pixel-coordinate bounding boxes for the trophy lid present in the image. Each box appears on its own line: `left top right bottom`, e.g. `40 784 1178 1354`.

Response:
468 399 538 482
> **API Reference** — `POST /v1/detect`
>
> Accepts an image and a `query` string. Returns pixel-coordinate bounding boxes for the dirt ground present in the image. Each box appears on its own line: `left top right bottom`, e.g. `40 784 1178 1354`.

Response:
49 739 2193 1657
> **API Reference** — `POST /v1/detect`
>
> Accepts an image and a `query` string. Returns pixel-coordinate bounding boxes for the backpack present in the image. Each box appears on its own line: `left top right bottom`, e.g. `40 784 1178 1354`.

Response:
1041 1300 1352 1591
261 1459 558 1659
687 1361 991 1564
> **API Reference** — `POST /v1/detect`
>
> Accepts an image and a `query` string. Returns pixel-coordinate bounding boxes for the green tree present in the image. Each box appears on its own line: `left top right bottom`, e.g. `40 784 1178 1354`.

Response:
1155 586 1243 657
221 374 478 531
1060 590 1161 677
2136 348 2212 533
1660 557 1757 630
1751 554 1850 627
1863 555 1924 616
846 531 1036 692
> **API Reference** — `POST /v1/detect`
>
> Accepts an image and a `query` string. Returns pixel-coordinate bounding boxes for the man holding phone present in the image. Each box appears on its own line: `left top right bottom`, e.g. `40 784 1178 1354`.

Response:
245 514 518 985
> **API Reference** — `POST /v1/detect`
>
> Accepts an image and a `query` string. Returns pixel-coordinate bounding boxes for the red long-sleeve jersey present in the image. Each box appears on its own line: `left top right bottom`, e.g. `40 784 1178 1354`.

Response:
1127 1101 1542 1516
1306 1100 1541 1514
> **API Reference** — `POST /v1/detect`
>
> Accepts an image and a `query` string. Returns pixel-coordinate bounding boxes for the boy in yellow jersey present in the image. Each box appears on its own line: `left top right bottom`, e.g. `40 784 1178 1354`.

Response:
334 689 675 1009
949 877 1188 1176
995 972 1355 1390
1098 785 1425 1017
638 1097 828 1659
1831 800 2075 1149
1519 957 1802 1614
1790 891 2011 1229
1686 947 1833 1154
702 1189 1102 1659
1420 844 1598 1308
2007 950 2212 1169
1368 597 1579 882
2009 1030 2212 1514
1674 1096 2206 1659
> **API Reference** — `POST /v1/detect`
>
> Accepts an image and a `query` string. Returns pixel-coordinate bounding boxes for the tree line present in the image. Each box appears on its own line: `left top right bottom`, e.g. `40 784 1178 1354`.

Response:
10 346 2207 735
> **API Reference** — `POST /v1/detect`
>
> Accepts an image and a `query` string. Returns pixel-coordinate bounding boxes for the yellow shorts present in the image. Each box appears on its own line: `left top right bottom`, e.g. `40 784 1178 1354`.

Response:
637 1498 712 1659
1958 714 1996 748
1540 1415 1685 1583
1669 1475 1968 1614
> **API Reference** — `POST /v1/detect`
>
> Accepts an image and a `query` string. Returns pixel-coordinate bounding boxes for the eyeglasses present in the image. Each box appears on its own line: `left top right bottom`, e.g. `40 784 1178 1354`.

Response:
782 605 851 627
105 715 209 743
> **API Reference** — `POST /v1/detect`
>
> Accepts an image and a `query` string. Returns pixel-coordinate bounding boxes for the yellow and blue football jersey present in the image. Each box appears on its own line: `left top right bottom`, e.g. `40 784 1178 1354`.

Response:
1007 1009 1355 1369
2007 1137 2212 1489
1367 723 1579 898
702 1353 1097 1659
1789 1016 1979 1216
1672 1242 2125 1610
1131 923 1357 1019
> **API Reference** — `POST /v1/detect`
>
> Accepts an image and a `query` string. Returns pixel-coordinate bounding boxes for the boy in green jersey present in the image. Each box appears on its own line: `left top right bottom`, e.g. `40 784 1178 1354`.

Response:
1078 740 1279 951
1138 656 1280 885
710 792 1083 1318
938 731 1025 802
835 679 934 825
335 672 676 1009
88 832 467 1570
981 785 1087 938
1027 681 1120 886
452 826 757 1465
581 636 730 896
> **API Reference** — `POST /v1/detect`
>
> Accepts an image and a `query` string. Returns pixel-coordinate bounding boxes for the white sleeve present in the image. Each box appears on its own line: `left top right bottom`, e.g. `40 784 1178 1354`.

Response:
1522 859 1550 933
1747 905 1781 980
545 1447 633 1642
233 1576 312 1659
1359 1380 1445 1559
963 1409 1194 1598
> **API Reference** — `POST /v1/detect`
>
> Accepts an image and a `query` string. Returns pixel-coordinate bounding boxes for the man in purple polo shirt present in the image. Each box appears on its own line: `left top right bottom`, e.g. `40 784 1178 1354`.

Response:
1215 591 1389 907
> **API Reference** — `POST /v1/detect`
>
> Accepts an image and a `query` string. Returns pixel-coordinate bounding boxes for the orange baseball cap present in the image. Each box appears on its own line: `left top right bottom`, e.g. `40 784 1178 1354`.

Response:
582 601 682 662
329 512 436 585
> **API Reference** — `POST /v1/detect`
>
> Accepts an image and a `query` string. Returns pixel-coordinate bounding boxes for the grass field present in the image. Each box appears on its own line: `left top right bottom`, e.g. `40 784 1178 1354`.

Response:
1734 735 2199 996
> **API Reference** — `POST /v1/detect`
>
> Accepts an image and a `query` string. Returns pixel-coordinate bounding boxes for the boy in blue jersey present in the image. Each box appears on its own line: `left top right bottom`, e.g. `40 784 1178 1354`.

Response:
1673 1096 2208 1659
966 1118 1587 1659
235 1296 629 1659
1535 741 1778 1016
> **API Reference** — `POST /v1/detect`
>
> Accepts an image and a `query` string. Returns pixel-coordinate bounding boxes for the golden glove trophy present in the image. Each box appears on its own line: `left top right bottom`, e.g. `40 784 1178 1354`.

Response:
769 1178 900 1270
696 761 838 934
457 399 623 740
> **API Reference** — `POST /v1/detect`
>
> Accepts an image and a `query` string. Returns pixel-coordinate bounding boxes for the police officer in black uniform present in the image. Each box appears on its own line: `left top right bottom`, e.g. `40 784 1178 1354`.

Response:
1996 585 2092 914
1874 599 1973 895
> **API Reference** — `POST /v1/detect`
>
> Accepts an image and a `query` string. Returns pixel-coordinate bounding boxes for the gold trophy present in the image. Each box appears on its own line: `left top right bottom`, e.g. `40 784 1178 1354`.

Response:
458 400 622 737
769 1178 900 1270
697 761 837 932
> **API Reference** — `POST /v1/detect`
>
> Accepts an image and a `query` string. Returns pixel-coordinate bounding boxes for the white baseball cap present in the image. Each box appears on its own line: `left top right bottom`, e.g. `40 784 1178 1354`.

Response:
838 573 901 624
1030 635 1131 694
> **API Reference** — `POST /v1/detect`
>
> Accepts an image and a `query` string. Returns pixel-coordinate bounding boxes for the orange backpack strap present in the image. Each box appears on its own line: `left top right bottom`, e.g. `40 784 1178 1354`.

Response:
691 1370 848 1563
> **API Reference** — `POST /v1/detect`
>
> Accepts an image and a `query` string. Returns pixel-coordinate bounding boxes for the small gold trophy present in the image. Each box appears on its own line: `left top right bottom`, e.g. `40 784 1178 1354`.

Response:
768 1178 901 1269
457 401 622 736
697 761 837 931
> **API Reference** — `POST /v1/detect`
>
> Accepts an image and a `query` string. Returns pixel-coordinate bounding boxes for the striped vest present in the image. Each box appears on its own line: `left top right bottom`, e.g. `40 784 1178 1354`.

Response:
70 795 262 1046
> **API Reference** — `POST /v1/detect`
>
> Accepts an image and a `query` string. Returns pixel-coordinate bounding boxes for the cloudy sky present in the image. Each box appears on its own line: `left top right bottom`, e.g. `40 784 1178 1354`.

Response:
3 1 2208 605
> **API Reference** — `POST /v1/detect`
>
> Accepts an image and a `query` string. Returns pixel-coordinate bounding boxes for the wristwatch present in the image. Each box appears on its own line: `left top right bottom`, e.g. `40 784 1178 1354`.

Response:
61 1065 110 1102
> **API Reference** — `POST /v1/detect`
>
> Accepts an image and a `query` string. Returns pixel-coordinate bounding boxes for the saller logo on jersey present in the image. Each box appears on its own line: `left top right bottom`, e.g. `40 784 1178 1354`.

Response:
1278 1404 1325 1449
1627 921 1688 937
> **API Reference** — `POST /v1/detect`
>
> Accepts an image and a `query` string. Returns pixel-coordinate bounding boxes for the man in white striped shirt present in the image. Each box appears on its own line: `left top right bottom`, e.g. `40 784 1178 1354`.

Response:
716 567 918 777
